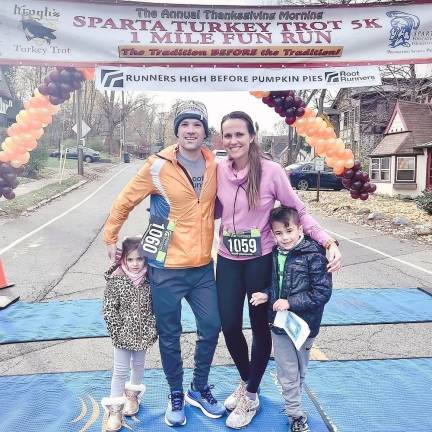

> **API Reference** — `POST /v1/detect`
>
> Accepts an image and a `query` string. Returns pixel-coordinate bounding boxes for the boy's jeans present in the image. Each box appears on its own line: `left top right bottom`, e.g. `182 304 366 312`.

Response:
149 262 221 392
272 331 315 418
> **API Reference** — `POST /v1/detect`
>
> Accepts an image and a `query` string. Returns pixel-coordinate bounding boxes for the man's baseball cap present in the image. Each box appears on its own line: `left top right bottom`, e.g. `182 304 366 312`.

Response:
174 100 209 138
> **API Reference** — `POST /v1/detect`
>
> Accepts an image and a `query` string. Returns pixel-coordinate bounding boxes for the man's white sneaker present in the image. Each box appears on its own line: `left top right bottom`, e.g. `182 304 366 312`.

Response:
224 380 247 411
225 394 260 429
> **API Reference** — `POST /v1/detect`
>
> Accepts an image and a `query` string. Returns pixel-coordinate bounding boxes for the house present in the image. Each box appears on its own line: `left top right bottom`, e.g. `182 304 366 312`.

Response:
0 68 13 128
369 100 432 197
329 78 432 159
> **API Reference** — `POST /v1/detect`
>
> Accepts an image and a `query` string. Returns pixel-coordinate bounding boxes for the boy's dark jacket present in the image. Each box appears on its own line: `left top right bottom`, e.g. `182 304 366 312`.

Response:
268 235 332 338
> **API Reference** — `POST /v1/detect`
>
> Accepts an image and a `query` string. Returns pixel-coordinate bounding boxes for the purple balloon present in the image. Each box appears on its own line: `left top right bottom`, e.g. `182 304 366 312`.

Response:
284 96 295 108
47 82 60 96
350 189 360 199
352 181 363 190
360 193 369 201
285 116 296 125
342 178 352 189
275 106 285 114
353 171 364 181
59 69 74 84
38 83 50 95
72 70 84 81
285 108 295 117
353 160 362 171
0 162 14 175
49 95 64 105
369 183 377 193
71 79 82 91
3 190 16 200
362 172 370 182
294 96 304 108
343 169 355 179
295 107 305 117
273 97 284 107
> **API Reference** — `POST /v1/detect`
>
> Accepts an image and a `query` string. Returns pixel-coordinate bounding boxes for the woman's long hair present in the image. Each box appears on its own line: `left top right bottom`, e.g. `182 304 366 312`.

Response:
221 111 265 209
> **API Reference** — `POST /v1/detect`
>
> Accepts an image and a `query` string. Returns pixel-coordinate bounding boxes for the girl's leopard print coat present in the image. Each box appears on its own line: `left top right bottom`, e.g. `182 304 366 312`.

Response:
103 265 157 351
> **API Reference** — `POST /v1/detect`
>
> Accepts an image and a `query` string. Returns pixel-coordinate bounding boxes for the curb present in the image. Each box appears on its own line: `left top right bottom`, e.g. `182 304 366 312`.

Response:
24 179 88 213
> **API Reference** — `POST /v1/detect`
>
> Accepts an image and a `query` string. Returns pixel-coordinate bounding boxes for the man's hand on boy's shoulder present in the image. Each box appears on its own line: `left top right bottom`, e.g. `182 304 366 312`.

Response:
273 299 290 311
250 292 269 306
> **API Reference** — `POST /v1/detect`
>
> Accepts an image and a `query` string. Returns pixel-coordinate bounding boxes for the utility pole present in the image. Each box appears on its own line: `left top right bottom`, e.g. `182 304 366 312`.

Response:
76 88 84 175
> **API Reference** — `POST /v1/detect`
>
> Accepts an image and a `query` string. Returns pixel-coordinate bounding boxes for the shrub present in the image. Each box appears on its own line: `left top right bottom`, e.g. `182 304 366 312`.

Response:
23 145 49 179
415 189 432 214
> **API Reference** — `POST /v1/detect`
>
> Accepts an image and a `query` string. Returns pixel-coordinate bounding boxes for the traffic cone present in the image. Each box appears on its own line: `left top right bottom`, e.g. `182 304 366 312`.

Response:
0 259 14 289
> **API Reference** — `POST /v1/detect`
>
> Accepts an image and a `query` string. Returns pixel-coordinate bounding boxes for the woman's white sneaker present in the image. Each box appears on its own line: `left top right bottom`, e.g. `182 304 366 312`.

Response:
224 380 247 411
226 394 260 429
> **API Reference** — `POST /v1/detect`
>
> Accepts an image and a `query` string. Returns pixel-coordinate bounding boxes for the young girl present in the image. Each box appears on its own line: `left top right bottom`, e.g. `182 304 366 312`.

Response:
102 236 157 432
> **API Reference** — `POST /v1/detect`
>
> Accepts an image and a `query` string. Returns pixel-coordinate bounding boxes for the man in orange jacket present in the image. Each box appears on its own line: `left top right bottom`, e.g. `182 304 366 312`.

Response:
104 101 225 426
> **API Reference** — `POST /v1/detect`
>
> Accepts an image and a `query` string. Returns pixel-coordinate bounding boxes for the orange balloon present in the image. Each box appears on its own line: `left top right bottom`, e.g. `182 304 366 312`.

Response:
249 91 270 98
333 165 345 176
23 140 38 151
46 103 60 115
303 107 316 118
17 110 44 130
78 68 95 80
24 95 50 110
28 107 52 125
28 128 44 140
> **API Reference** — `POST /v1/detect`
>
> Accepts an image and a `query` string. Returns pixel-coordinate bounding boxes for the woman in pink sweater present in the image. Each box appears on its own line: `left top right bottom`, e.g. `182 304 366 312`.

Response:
216 111 341 429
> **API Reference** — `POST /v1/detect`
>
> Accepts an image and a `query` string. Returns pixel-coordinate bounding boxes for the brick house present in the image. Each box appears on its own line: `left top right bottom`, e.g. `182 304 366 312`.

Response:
369 100 432 197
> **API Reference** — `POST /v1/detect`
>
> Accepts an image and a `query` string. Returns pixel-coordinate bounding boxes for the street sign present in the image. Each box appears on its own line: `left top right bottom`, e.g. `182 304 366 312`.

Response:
314 158 325 171
72 121 91 138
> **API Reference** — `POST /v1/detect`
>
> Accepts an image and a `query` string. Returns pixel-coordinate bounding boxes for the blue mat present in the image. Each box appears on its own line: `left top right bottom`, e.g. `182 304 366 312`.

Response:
0 363 328 432
306 357 432 432
1 288 432 344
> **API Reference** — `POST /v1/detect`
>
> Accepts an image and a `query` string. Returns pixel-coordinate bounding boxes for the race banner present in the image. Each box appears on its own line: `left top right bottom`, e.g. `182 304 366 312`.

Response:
95 65 382 92
0 0 431 67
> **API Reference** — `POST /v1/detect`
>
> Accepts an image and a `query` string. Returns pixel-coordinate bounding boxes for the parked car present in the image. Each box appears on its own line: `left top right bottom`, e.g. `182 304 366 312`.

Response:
285 161 344 191
49 147 101 163
212 149 227 161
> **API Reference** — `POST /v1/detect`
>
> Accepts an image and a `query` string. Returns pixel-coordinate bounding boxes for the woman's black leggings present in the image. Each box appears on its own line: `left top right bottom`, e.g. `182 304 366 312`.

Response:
216 253 272 394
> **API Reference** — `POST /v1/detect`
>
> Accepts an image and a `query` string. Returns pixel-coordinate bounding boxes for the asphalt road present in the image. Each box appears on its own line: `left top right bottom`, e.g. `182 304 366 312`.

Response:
1 159 432 377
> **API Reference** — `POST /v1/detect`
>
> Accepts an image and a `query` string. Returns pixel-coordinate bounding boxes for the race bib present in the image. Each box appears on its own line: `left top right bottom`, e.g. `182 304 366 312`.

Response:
141 216 175 264
222 228 262 257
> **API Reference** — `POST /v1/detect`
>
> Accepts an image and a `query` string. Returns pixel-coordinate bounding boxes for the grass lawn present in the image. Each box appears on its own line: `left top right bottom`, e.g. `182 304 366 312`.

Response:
44 157 77 170
0 176 83 217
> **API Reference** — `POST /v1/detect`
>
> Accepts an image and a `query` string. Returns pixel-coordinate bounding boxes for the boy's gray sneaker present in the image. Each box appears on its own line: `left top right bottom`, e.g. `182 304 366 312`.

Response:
185 383 226 418
165 391 186 427
290 415 310 432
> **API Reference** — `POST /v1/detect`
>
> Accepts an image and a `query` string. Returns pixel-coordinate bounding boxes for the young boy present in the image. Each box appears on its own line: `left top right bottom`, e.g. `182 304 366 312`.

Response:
267 205 332 432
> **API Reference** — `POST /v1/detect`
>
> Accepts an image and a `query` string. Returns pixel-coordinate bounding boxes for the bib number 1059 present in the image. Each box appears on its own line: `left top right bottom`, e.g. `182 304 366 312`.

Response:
226 237 258 255
222 228 262 257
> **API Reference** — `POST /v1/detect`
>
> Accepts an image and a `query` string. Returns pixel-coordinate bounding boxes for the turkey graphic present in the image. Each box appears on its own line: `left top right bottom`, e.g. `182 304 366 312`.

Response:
21 16 56 44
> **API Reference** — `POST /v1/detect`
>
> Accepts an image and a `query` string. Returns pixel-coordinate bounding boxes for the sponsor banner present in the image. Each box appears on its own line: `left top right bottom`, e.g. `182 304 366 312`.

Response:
0 0 431 67
95 66 382 92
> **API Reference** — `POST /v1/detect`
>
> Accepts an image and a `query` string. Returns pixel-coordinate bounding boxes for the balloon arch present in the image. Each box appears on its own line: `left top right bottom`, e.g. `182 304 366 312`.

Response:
0 67 375 201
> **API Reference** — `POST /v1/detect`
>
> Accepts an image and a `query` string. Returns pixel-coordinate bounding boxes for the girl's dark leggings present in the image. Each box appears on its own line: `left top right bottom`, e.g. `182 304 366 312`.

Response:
216 253 273 394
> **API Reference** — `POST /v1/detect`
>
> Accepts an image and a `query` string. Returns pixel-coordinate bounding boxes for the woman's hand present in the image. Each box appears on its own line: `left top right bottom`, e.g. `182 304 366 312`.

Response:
327 243 342 273
250 292 269 306
273 299 290 311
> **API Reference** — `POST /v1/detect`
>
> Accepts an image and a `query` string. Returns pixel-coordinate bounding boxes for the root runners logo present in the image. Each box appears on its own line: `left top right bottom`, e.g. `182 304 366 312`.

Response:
100 69 124 88
325 71 340 83
386 11 420 48
14 4 60 45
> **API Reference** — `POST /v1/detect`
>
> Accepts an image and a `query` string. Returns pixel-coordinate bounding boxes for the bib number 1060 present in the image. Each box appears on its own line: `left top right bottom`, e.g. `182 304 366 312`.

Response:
227 237 257 254
142 223 164 254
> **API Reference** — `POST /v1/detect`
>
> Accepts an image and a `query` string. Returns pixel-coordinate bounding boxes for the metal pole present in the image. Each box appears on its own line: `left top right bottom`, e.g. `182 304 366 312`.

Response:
76 88 84 175
316 171 321 202
121 91 126 158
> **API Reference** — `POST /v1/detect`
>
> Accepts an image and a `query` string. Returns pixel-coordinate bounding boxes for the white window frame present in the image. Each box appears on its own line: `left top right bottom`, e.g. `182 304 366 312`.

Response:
370 157 391 182
395 156 416 182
